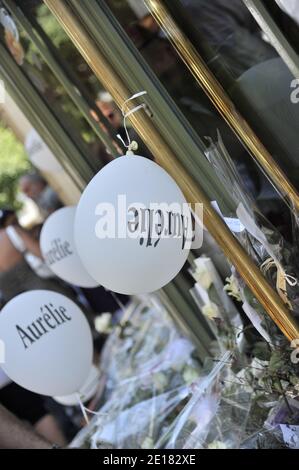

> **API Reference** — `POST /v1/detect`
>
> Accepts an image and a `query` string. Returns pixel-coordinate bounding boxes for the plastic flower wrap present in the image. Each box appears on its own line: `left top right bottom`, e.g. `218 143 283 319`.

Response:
205 132 299 346
242 396 299 449
100 299 200 392
70 297 202 448
264 398 299 449
156 352 252 449
189 256 244 354
156 348 299 449
76 384 191 449
211 149 299 450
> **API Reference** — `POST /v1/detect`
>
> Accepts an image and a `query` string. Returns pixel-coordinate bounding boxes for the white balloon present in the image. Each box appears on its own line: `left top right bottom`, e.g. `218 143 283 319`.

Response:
25 128 63 173
75 155 191 294
54 364 101 406
40 206 98 288
0 290 93 396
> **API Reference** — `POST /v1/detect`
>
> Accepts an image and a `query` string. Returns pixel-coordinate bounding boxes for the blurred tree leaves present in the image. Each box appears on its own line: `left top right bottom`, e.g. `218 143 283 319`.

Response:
0 122 31 209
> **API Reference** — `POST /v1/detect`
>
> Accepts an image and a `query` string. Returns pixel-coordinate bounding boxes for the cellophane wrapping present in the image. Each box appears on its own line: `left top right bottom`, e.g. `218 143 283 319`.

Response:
70 298 201 448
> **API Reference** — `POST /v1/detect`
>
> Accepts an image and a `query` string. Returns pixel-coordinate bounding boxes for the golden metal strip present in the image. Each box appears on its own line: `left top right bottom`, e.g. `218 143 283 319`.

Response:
145 0 299 212
44 0 299 341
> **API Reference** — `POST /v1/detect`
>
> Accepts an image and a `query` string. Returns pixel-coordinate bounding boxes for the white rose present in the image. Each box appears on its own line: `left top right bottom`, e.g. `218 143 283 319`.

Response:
153 372 168 391
94 312 112 333
202 302 220 319
193 268 213 290
141 437 155 449
224 275 241 301
208 440 227 449
250 357 269 379
183 366 199 385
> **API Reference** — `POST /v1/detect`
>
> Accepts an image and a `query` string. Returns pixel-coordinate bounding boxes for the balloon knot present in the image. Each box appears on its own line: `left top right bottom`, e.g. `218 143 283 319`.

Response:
126 140 138 155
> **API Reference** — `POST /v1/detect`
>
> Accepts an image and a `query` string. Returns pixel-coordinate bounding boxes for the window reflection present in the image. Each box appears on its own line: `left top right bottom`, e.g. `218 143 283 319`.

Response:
1 0 124 170
265 0 299 53
155 0 299 194
18 0 152 164
105 0 299 239
105 0 263 199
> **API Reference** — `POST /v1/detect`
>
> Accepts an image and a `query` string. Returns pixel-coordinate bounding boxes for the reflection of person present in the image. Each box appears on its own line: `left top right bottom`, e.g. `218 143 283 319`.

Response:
122 1 260 178
0 385 65 448
94 92 153 161
4 29 24 66
0 404 52 449
96 91 123 130
19 172 62 219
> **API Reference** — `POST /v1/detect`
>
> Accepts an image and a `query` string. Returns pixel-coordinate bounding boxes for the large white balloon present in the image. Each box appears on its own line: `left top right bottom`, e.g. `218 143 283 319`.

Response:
25 128 63 173
0 290 93 397
54 364 101 406
75 155 192 294
40 206 98 288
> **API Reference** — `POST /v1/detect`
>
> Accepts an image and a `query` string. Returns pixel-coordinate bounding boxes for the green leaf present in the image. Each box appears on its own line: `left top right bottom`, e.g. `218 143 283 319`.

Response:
0 122 31 210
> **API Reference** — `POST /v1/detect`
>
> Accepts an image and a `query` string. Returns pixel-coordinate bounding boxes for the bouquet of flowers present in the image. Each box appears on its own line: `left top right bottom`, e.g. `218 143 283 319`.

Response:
77 384 191 449
156 347 299 449
69 131 299 448
205 132 299 345
189 256 244 354
156 351 253 449
70 296 202 448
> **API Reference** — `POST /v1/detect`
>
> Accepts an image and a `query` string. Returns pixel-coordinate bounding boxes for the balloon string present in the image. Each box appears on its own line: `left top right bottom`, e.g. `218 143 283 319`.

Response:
109 290 126 314
117 91 148 155
76 393 107 426
77 393 89 425
102 285 126 316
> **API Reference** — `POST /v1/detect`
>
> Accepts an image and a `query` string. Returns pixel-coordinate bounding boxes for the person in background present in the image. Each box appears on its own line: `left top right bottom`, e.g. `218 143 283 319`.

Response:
94 91 153 161
96 91 123 130
19 172 62 219
0 384 65 448
0 208 84 445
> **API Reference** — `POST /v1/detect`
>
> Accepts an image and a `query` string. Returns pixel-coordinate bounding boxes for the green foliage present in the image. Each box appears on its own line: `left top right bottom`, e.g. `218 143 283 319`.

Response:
252 341 271 361
0 123 31 210
36 4 68 50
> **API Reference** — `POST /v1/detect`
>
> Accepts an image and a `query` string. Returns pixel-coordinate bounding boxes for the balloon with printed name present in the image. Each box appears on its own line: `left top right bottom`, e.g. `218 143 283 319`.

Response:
0 290 93 396
75 155 192 295
40 206 98 288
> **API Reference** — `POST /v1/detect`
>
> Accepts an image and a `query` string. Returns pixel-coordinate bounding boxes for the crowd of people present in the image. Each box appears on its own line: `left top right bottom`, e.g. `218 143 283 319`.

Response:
0 170 129 448
0 86 146 447
1 0 299 449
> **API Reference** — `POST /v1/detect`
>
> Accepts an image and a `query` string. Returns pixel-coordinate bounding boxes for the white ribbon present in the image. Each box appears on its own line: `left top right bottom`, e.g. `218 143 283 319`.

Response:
237 202 297 308
76 393 107 426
